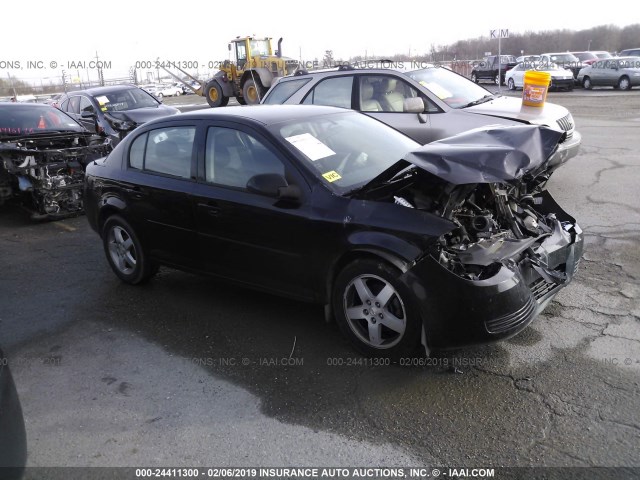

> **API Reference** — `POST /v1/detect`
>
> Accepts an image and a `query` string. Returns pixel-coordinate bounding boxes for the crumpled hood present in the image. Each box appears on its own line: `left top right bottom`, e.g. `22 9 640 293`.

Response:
108 105 179 125
465 95 568 128
403 125 564 185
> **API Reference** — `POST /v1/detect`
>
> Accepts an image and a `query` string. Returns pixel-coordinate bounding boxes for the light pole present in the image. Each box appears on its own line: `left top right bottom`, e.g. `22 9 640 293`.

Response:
588 40 592 51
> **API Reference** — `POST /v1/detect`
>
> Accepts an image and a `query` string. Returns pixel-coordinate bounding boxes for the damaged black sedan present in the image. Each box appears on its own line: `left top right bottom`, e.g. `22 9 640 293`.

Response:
84 105 582 357
0 103 111 219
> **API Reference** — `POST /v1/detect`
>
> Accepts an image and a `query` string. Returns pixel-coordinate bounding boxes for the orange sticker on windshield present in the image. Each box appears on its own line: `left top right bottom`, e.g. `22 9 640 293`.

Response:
322 171 341 182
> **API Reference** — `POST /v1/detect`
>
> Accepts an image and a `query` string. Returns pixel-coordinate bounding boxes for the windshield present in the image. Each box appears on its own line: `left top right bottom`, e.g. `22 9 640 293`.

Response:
0 104 83 137
250 39 270 56
406 67 491 108
94 88 159 112
270 111 418 193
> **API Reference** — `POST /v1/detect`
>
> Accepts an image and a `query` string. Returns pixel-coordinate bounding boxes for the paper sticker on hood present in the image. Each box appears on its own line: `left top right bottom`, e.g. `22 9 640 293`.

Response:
403 125 564 185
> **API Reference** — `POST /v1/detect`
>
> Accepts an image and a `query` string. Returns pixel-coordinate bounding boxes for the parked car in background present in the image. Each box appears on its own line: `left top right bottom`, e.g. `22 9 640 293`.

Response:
84 105 583 357
57 85 180 146
578 57 640 90
155 84 183 99
539 52 582 82
0 103 111 219
572 51 613 64
43 93 63 108
0 346 27 479
619 48 640 57
262 64 581 167
470 55 518 85
516 55 540 63
571 51 599 65
506 62 575 91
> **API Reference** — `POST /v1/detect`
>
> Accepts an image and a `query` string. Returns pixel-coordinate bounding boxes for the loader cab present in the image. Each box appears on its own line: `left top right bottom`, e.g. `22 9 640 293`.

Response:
230 37 274 71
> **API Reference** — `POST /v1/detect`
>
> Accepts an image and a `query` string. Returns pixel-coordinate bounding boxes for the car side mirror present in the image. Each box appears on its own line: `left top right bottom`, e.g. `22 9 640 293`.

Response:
247 173 300 201
81 110 96 118
404 97 425 113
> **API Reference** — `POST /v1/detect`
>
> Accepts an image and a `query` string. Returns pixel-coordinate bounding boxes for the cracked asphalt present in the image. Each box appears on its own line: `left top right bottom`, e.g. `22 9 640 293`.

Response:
1 91 638 472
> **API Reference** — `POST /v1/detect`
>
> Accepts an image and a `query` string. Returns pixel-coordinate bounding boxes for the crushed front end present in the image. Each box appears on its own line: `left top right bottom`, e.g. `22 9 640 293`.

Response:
0 133 111 219
358 125 583 349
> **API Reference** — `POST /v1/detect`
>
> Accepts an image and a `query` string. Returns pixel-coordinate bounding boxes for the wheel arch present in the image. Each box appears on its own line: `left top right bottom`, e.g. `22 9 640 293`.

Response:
241 68 273 89
97 196 126 237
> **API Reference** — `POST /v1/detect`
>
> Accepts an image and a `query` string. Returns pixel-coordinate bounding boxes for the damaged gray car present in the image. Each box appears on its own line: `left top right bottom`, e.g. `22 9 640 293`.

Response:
0 102 111 219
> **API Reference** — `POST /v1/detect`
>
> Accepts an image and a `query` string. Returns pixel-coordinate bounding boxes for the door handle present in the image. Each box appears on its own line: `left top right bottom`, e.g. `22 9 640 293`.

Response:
197 202 221 216
125 185 145 199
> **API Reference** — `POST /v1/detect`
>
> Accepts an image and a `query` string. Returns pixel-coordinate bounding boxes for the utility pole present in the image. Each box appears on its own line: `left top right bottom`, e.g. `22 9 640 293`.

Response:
95 51 104 86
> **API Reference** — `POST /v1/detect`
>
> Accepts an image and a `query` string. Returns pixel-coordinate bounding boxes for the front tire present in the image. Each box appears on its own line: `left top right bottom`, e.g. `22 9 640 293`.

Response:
507 78 516 90
205 80 229 108
102 215 156 285
471 72 478 83
618 76 631 91
242 79 265 105
332 258 422 358
583 76 592 90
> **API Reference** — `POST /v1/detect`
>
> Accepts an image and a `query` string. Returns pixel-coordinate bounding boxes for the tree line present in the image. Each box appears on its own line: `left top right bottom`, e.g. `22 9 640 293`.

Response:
350 23 640 62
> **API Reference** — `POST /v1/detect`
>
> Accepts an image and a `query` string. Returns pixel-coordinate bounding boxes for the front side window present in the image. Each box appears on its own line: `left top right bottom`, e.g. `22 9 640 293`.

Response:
205 127 285 189
68 96 81 114
127 127 195 178
302 76 352 108
358 75 426 113
79 96 95 113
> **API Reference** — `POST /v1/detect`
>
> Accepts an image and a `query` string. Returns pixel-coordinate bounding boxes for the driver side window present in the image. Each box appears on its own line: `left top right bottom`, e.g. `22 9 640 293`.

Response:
205 127 285 190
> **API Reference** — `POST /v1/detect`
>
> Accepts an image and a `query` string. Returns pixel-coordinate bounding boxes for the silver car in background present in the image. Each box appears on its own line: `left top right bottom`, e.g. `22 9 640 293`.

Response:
578 57 640 90
262 64 581 169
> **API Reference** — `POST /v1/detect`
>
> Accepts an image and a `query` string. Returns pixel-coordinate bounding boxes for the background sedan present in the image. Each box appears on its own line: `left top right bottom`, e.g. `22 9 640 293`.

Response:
505 62 575 91
58 85 180 145
578 57 640 90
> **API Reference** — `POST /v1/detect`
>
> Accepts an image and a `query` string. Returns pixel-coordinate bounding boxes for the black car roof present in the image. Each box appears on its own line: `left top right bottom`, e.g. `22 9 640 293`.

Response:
174 105 349 125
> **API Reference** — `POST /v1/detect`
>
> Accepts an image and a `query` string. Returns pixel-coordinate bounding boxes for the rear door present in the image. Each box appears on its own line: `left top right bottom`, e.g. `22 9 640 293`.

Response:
121 122 199 267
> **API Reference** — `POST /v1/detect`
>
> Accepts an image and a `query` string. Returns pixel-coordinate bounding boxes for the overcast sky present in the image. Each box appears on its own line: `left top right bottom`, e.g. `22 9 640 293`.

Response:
2 0 638 83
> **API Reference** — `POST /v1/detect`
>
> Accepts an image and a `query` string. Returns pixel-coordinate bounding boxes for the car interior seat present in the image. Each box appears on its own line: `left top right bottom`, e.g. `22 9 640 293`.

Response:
360 83 383 111
376 78 405 112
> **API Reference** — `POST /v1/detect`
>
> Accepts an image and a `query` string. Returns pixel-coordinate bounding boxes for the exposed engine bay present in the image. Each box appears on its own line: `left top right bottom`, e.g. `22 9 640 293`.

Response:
353 125 582 286
0 133 111 219
391 177 580 283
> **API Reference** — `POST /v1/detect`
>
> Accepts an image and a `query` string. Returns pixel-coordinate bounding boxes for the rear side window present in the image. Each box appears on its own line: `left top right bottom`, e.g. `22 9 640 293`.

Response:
302 76 352 108
263 78 311 104
127 127 196 178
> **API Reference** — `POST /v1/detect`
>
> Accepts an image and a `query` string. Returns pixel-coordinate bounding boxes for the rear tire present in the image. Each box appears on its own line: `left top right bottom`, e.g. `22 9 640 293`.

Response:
102 215 156 285
471 72 478 83
332 258 422 358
